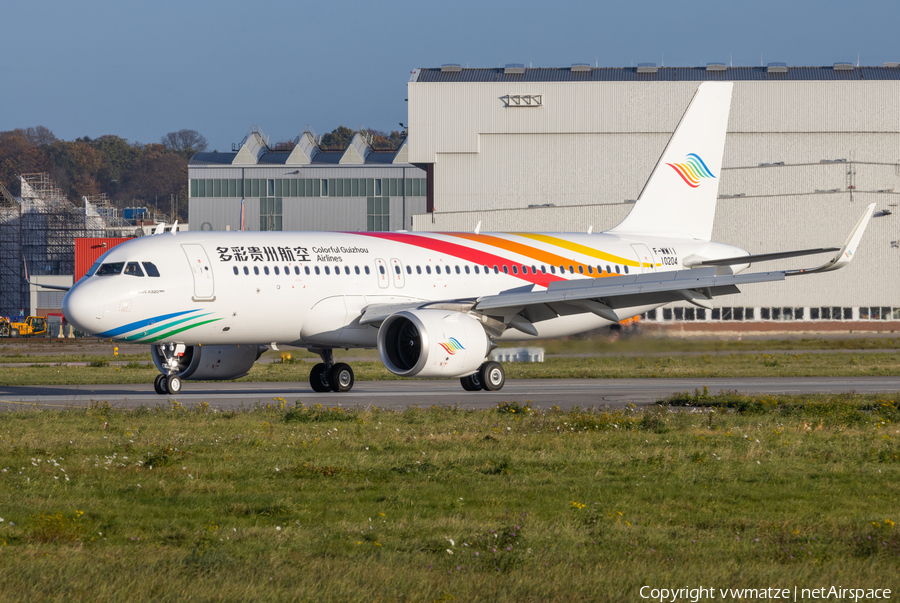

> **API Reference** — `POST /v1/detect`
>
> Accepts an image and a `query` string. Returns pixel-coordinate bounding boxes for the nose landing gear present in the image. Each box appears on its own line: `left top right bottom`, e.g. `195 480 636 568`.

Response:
153 374 182 395
309 348 356 393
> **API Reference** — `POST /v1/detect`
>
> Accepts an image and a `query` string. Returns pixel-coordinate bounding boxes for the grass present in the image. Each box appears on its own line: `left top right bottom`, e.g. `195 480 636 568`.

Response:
0 397 898 601
1 351 898 386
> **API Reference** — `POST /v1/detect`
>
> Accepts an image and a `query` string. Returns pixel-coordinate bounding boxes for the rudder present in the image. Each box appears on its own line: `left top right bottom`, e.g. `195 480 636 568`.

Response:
608 82 733 241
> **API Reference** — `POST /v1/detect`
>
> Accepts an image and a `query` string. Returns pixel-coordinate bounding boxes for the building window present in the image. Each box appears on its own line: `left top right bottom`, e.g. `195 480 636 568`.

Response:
321 179 329 197
260 197 282 231
367 197 390 231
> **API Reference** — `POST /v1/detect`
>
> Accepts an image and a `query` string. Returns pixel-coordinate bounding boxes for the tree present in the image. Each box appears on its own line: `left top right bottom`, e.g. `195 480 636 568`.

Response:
160 129 208 158
319 126 355 151
20 126 57 146
120 145 187 215
87 135 140 197
0 131 50 194
45 140 103 199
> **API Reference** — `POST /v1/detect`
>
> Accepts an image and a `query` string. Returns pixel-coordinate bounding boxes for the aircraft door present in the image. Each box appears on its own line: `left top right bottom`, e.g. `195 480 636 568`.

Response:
631 244 656 273
374 258 389 289
389 258 405 288
182 244 216 301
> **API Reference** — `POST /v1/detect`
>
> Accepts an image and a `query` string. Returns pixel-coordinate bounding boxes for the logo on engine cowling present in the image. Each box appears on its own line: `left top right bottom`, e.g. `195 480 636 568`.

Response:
439 337 465 355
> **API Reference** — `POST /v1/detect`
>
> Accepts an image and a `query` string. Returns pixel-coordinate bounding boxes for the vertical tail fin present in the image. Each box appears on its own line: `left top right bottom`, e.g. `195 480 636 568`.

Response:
608 82 733 240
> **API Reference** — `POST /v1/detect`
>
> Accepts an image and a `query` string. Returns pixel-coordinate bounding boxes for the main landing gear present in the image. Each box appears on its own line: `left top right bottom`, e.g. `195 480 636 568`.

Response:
459 361 505 392
153 373 182 395
308 348 355 393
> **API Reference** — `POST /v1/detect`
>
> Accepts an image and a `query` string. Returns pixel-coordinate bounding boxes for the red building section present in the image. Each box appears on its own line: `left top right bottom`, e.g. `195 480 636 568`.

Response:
74 238 132 281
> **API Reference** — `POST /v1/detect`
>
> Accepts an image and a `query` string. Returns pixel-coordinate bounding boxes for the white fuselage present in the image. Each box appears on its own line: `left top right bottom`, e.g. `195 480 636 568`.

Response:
62 230 748 348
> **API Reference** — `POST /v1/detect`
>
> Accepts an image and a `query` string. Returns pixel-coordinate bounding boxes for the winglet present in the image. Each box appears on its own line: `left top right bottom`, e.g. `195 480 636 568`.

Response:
153 223 165 235
787 203 876 275
474 221 481 235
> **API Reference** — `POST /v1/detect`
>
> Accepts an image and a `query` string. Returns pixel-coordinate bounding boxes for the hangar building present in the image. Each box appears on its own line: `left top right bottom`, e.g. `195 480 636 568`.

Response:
405 63 900 324
188 128 427 233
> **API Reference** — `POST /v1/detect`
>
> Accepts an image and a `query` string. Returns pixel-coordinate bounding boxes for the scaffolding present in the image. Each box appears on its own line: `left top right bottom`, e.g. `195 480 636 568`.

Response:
0 173 138 317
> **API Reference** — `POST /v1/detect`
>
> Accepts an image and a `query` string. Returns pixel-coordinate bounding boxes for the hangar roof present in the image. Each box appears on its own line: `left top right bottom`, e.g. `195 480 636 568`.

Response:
414 65 900 83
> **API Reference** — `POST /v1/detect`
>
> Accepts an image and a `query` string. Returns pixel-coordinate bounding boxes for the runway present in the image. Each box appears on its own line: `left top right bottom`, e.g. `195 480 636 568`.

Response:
2 377 900 411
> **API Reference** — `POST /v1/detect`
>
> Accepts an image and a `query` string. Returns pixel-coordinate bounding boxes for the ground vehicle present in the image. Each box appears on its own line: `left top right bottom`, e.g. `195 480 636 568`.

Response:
2 316 48 337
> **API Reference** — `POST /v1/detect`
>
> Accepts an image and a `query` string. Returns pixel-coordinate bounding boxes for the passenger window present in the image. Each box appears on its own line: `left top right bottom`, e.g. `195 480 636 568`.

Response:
304 266 310 275
345 266 350 275
426 266 431 274
521 266 527 274
379 265 385 275
124 262 144 277
416 266 422 274
615 265 620 274
274 266 280 275
264 266 270 275
455 266 460 274
465 266 470 274
597 265 603 273
473 266 479 274
587 265 593 274
532 265 537 274
233 266 238 275
624 265 629 274
606 264 611 273
578 266 583 274
511 265 518 275
324 266 330 275
550 266 556 274
541 266 547 274
285 266 289 274
436 266 441 274
335 267 340 277
406 266 411 274
253 266 260 275
244 266 250 275
503 266 509 274
96 262 125 276
364 266 370 274
315 266 320 275
355 266 361 275
395 266 401 274
493 266 499 274
142 262 160 277
294 266 300 275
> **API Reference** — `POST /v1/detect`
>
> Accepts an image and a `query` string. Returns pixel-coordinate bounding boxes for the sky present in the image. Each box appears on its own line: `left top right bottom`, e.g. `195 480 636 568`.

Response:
3 0 899 152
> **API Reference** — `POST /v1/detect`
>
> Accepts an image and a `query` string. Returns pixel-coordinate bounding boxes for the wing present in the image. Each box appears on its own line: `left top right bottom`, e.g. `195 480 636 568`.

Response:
473 203 875 334
359 203 875 336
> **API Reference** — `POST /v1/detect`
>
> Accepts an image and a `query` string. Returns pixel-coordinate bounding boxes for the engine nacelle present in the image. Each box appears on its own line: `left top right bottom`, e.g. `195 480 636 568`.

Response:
151 344 267 381
377 309 491 378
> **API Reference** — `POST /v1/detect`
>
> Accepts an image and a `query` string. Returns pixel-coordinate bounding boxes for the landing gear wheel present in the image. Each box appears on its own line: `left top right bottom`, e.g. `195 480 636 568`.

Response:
460 373 482 391
154 374 167 395
166 375 182 394
329 363 354 392
479 361 505 391
309 363 331 392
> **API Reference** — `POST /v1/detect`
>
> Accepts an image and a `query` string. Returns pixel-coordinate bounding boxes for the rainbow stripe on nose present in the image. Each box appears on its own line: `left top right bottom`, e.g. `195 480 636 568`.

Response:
666 153 715 188
439 337 465 355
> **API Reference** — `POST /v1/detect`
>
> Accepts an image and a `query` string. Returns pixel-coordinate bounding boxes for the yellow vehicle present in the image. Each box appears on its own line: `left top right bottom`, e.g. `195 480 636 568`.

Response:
3 316 47 337
0 317 9 337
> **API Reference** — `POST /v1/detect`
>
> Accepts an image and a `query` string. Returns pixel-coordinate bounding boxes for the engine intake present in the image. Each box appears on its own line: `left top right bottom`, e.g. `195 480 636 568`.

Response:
377 309 490 378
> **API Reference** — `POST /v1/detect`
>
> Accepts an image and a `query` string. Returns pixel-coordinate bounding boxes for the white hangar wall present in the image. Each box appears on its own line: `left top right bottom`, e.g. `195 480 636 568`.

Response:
406 70 900 315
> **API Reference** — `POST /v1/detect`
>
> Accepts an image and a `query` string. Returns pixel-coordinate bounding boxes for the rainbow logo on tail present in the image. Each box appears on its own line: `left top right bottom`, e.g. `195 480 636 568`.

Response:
666 153 716 188
439 337 465 355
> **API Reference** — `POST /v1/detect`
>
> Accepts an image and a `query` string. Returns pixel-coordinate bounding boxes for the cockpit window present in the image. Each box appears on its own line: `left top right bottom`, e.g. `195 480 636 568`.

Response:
142 262 160 277
85 258 104 278
96 262 125 276
124 262 144 277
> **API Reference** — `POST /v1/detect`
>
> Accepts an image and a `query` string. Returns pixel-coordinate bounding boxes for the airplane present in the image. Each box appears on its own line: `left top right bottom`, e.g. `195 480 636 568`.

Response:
61 82 876 395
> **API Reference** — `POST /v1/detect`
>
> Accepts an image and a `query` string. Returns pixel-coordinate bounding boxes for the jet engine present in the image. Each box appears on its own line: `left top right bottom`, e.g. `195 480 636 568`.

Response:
377 309 491 378
151 344 267 380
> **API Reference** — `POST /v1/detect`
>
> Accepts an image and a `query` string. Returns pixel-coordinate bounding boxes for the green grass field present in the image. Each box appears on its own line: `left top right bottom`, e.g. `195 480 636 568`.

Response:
1 395 898 601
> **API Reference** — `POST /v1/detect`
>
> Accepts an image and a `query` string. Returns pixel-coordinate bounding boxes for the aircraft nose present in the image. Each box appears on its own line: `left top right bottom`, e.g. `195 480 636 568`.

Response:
63 283 103 335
